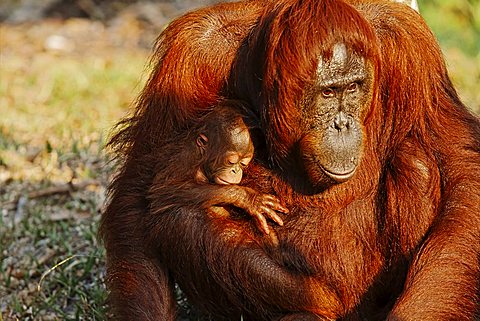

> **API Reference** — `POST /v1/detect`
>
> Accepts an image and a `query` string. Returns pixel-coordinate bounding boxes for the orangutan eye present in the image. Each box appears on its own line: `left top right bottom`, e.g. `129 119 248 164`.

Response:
346 82 358 92
226 153 240 166
321 88 335 98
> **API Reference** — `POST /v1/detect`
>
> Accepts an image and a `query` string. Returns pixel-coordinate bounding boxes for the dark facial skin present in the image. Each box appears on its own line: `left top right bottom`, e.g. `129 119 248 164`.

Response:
300 43 373 185
194 119 288 235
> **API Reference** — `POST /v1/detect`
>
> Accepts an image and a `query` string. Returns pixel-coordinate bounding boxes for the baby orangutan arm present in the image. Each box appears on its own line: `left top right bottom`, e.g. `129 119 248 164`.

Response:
149 176 288 235
199 183 288 235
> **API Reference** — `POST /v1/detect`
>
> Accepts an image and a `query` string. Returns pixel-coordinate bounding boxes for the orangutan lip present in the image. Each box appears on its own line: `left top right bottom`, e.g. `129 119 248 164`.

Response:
309 155 358 183
214 178 232 185
321 166 357 182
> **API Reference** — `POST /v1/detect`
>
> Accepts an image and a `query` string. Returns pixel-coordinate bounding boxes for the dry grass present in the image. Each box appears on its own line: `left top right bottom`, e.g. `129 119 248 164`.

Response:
0 19 149 321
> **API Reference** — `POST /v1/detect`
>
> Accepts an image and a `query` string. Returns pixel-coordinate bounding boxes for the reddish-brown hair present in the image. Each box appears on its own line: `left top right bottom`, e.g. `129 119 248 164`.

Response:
100 0 480 319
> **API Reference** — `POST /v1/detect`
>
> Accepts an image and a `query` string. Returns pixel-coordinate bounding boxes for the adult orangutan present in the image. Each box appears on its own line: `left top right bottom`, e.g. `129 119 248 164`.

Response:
100 0 480 320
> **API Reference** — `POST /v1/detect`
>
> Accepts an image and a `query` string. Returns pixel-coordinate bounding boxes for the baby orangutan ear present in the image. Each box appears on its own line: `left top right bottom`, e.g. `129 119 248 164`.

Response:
196 134 209 148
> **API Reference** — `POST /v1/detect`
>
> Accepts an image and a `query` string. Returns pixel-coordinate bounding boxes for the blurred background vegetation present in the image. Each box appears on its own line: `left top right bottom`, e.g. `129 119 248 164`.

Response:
0 0 479 320
422 0 480 110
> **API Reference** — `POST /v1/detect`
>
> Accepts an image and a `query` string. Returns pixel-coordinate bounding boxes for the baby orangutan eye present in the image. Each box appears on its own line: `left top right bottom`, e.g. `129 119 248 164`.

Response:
240 156 252 167
225 153 240 166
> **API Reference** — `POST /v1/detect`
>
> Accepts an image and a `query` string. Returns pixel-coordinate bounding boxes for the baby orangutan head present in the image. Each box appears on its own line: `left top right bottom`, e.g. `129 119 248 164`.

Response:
196 106 254 185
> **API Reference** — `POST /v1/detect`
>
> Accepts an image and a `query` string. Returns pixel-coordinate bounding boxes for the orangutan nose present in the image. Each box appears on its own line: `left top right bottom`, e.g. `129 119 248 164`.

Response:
334 112 350 131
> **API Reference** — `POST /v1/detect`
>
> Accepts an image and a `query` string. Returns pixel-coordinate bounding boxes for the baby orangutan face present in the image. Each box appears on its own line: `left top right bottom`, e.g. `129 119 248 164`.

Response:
197 119 254 185
214 125 254 185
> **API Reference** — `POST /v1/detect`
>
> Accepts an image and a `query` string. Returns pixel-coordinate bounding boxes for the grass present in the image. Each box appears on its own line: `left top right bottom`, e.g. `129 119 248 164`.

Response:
0 21 147 321
1 2 479 320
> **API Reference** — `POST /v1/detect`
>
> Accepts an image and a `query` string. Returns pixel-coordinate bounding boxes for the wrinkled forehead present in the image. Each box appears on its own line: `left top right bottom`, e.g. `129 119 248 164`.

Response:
317 43 367 81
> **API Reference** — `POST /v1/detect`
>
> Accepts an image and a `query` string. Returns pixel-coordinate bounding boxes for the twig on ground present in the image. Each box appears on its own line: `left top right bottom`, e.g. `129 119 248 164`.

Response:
1 179 101 212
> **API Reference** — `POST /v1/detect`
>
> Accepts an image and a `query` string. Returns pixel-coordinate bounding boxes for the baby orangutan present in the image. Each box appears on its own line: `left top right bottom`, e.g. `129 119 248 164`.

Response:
148 101 288 234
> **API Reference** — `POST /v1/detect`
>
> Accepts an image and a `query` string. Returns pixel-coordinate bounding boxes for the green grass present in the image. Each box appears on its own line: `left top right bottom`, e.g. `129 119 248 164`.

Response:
1 2 479 320
1 203 107 320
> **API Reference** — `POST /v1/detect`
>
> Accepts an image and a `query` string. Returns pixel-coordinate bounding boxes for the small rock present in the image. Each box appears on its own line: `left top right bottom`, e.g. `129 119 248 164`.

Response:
44 34 75 52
